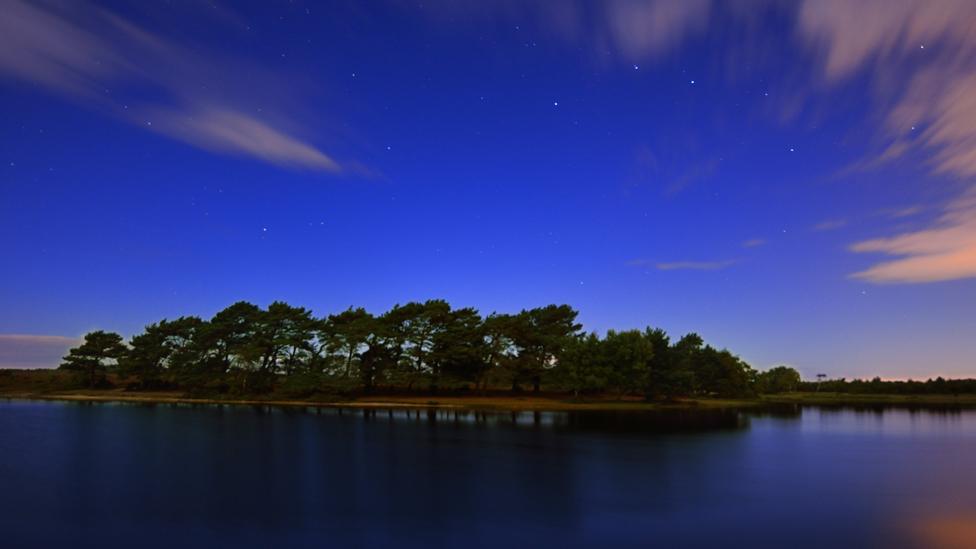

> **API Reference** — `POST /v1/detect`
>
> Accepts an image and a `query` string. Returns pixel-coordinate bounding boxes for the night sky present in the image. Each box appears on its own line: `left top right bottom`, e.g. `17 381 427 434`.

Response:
2 0 975 378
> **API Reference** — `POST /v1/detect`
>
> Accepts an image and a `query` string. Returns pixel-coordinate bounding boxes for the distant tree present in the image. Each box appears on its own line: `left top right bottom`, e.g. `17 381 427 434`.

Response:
119 323 169 388
603 329 654 398
651 332 700 398
756 366 801 394
203 301 261 373
384 300 453 390
252 301 317 375
433 307 485 390
511 305 581 393
694 346 754 397
60 331 127 387
558 333 608 397
325 307 376 378
359 334 395 392
480 313 518 392
643 327 675 400
157 316 208 380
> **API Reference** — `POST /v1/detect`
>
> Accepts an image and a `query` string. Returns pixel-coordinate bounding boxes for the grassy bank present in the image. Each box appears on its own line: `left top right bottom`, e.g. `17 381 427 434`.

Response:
5 371 976 411
761 392 976 406
0 369 760 411
0 387 759 412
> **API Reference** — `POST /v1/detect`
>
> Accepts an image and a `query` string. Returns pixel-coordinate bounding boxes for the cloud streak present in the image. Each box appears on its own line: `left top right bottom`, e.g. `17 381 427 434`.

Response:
851 195 976 283
650 260 735 271
412 0 712 63
0 0 340 172
798 0 976 283
0 334 79 369
813 219 847 232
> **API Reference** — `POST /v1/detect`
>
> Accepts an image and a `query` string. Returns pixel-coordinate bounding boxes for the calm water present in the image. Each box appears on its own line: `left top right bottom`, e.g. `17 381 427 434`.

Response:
2 400 975 548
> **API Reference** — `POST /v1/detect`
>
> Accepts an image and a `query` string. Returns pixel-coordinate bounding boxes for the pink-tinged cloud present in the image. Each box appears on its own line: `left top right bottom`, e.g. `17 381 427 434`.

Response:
0 0 341 172
0 334 80 369
799 0 976 81
602 0 711 59
813 219 847 232
654 260 735 271
851 196 976 283
798 0 976 283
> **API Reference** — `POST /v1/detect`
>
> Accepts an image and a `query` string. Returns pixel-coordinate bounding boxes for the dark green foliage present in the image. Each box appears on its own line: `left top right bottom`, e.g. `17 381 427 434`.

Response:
324 307 375 377
799 376 976 395
60 299 804 399
59 330 126 387
603 330 654 397
756 366 801 394
558 333 610 396
508 305 582 392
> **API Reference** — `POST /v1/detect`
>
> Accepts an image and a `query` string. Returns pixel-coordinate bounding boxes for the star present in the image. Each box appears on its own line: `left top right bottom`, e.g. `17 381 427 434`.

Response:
690 79 696 84
633 64 639 70
553 101 559 107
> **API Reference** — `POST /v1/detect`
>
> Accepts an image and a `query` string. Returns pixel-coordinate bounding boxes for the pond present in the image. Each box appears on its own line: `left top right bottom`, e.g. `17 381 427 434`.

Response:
1 400 974 548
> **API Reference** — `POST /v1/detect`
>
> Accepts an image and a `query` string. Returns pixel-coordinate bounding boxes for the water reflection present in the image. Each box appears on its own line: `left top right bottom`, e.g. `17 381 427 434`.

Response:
912 511 976 549
2 399 975 548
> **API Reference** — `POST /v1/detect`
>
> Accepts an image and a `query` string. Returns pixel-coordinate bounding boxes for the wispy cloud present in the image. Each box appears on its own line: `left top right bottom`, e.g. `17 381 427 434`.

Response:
851 194 976 283
145 107 340 172
0 0 341 172
813 218 847 232
411 0 711 63
798 0 976 283
882 205 925 219
742 238 766 248
0 334 79 369
650 260 736 271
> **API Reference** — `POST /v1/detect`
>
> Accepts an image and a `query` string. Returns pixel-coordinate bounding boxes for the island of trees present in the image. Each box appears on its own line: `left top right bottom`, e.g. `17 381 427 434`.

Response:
54 299 805 401
50 299 975 404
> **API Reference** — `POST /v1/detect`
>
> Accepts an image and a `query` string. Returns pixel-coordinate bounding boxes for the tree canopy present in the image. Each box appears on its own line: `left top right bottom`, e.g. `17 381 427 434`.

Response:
61 300 798 399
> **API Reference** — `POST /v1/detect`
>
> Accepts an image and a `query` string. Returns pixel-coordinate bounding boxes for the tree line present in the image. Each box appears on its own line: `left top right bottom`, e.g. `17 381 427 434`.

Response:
60 299 802 399
803 376 976 395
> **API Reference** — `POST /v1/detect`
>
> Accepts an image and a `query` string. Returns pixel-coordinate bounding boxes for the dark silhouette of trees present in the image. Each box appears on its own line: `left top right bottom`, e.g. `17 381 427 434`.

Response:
324 307 374 378
61 330 127 387
64 299 908 399
798 375 976 395
756 366 801 394
603 330 654 397
508 305 581 393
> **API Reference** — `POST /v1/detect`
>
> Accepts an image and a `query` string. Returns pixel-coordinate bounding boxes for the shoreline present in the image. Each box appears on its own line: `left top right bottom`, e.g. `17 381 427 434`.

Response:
4 390 976 411
0 390 761 412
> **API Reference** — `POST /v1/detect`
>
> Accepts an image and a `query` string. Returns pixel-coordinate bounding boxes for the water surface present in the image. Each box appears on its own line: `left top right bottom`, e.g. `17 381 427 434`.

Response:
1 400 974 548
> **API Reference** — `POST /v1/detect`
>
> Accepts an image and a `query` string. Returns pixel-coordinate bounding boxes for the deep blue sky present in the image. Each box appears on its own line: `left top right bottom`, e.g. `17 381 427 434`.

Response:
2 0 976 378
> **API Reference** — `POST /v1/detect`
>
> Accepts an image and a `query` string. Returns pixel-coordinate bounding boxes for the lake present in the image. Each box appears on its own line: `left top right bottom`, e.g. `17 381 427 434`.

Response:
1 400 975 548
